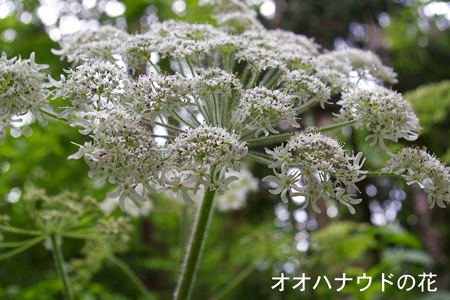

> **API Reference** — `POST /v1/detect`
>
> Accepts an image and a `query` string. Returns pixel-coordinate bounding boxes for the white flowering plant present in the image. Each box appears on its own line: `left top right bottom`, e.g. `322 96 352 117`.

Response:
1 0 449 299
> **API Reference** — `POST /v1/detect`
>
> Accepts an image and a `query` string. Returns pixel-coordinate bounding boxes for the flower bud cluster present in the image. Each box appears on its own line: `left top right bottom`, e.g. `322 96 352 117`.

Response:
52 25 129 64
163 125 247 204
335 86 420 150
72 214 132 294
382 147 450 209
23 190 100 233
232 87 299 137
0 52 48 138
263 132 367 214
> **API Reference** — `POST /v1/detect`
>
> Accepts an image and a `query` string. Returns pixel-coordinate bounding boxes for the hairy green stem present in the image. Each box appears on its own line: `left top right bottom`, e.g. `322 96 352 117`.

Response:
260 68 276 86
186 57 196 77
196 54 202 68
246 151 275 166
173 188 216 300
240 65 250 85
39 108 67 122
223 52 229 71
107 255 157 300
199 98 214 125
49 235 74 300
366 172 393 176
178 59 186 77
153 121 184 133
212 92 220 125
319 120 357 132
245 132 293 146
266 69 281 89
220 94 226 126
189 111 202 126
229 51 237 72
151 134 176 139
247 70 260 89
172 110 197 129
296 99 318 113
148 58 161 75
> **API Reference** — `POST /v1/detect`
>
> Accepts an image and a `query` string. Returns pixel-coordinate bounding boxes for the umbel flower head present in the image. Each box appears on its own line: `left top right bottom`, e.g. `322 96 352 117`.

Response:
162 124 247 204
0 52 49 138
263 131 367 214
334 86 421 151
26 0 443 215
382 147 450 209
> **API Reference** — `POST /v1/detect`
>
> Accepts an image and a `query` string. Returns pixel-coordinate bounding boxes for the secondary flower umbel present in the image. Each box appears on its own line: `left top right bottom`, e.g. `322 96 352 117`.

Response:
0 52 48 138
263 132 367 214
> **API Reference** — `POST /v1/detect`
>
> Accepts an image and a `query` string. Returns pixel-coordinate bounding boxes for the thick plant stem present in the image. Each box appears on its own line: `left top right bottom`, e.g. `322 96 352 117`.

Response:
107 255 157 300
49 235 74 300
174 188 216 300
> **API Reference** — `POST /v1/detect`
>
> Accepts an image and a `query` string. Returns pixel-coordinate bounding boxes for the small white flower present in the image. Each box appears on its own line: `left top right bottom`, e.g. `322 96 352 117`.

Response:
262 167 302 203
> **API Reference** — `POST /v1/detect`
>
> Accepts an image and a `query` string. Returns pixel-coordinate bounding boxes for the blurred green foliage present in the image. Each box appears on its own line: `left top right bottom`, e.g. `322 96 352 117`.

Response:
405 80 450 162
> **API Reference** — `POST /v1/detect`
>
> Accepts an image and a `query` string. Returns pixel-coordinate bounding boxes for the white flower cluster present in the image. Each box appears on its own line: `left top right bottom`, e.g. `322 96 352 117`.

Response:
313 56 354 93
335 86 420 150
39 1 434 215
235 45 286 71
124 72 195 124
232 87 300 137
69 107 162 209
280 69 331 108
263 132 367 214
194 68 241 96
382 147 450 209
162 125 247 204
50 61 129 121
319 48 398 84
0 52 48 138
123 20 226 64
52 25 129 64
201 0 264 33
243 29 320 55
